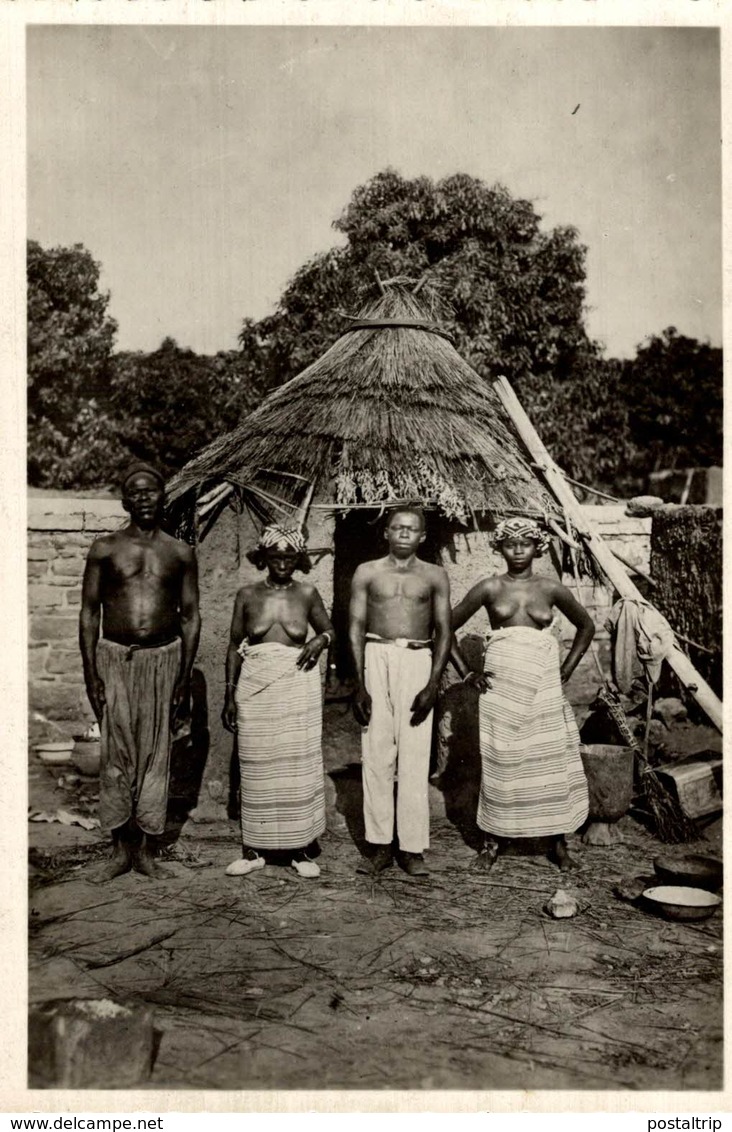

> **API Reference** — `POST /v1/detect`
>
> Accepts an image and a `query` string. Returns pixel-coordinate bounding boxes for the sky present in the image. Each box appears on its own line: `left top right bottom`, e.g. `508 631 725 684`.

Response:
27 24 721 359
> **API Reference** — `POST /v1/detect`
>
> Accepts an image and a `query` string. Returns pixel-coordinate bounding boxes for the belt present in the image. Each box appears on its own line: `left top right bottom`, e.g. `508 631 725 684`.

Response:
365 634 432 651
103 635 181 657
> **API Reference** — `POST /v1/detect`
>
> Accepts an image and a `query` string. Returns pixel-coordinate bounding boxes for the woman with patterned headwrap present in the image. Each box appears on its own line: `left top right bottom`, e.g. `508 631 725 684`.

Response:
451 517 594 872
222 525 334 878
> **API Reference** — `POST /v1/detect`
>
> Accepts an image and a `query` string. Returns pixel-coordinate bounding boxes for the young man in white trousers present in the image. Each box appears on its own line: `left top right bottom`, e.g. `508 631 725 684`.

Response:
348 508 452 877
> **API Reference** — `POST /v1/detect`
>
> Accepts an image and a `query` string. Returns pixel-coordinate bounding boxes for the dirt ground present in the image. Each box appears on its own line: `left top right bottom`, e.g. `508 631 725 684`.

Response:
28 704 723 1092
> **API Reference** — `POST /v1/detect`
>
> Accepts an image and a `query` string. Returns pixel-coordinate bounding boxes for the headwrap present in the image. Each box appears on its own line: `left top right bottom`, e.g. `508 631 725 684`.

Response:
490 517 551 554
121 461 164 492
258 524 307 554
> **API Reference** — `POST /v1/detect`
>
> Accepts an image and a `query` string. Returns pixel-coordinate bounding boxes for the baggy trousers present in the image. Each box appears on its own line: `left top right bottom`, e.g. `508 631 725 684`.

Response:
97 637 181 836
361 642 433 853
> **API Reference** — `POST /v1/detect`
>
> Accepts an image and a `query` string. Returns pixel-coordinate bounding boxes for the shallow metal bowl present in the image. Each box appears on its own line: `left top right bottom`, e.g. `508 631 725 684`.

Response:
642 884 721 922
35 741 75 766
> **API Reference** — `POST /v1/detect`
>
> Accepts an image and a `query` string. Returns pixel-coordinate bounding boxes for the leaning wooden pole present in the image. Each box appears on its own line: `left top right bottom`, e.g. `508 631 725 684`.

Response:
493 375 723 732
294 479 317 533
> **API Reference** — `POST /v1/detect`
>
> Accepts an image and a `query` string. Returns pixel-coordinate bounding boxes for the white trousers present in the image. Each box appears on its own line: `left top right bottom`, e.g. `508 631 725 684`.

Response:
361 642 433 853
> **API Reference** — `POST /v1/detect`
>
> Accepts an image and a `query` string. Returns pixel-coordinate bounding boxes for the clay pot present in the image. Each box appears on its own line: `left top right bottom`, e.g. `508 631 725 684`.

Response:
73 739 101 777
580 744 634 822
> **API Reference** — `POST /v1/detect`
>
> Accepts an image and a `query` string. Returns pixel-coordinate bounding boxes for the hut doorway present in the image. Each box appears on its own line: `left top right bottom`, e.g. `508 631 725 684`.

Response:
330 509 445 680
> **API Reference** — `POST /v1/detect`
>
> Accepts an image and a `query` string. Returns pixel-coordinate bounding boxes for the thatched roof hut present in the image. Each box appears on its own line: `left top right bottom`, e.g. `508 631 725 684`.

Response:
166 286 558 536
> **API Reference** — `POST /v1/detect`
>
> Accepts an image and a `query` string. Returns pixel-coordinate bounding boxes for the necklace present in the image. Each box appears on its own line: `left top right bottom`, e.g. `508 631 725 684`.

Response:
265 577 293 591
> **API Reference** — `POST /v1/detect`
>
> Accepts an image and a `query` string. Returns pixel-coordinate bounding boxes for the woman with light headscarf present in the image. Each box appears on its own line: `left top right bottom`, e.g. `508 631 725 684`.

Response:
222 525 334 879
451 517 594 872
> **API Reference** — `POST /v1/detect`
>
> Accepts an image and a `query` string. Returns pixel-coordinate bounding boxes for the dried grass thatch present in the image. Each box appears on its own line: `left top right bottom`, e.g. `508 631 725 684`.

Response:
166 286 559 533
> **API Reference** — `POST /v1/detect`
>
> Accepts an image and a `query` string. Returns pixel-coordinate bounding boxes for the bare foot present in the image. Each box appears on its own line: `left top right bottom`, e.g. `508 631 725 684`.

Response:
471 842 500 872
134 847 176 880
87 845 133 884
549 841 578 872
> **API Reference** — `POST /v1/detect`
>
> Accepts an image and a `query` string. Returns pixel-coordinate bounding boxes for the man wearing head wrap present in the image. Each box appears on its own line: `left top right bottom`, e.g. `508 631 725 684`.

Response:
79 462 201 882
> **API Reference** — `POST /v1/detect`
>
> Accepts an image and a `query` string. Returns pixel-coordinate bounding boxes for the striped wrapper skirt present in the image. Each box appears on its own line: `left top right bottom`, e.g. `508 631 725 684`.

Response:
477 626 589 838
235 641 326 850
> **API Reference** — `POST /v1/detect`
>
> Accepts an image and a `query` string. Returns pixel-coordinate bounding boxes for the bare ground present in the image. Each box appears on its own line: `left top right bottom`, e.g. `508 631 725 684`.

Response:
28 706 722 1092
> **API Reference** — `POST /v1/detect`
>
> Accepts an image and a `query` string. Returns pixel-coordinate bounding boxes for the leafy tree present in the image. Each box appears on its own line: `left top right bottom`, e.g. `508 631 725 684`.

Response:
236 169 637 488
520 347 636 495
27 239 267 489
107 338 262 481
239 172 722 494
620 327 722 477
29 201 720 496
239 169 592 394
27 240 118 487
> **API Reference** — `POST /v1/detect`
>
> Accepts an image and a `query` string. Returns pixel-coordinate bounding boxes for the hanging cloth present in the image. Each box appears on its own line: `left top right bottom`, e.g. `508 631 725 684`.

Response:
605 598 676 692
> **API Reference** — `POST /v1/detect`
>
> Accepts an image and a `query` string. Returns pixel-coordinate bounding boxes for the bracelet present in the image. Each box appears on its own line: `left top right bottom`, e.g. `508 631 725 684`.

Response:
320 631 333 647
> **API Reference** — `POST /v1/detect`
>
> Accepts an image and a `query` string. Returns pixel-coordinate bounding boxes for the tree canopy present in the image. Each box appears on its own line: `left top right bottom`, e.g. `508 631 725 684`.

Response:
26 241 267 489
238 169 592 394
620 327 722 476
108 339 261 482
27 176 722 495
237 169 645 490
27 240 118 487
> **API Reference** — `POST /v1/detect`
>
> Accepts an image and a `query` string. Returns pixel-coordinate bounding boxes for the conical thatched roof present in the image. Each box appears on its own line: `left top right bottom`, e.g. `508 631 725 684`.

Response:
166 287 559 533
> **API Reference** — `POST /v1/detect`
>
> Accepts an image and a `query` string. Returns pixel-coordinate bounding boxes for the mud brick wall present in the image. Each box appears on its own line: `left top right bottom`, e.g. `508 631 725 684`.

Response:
28 498 127 723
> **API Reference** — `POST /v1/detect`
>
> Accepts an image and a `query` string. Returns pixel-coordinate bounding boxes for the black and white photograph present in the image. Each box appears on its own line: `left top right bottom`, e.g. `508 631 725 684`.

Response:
20 15 723 1100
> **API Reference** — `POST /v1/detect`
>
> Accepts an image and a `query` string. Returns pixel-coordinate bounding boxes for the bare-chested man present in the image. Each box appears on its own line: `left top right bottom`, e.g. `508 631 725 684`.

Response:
79 462 201 881
348 508 451 877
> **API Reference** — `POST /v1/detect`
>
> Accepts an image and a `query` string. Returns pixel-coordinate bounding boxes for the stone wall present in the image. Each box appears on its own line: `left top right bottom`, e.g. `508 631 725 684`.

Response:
28 497 127 725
